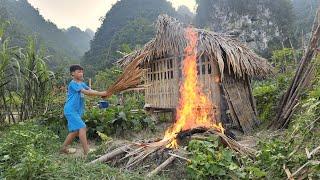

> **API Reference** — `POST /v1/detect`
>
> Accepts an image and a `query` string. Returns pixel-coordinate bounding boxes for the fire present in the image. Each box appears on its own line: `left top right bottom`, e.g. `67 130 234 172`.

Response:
163 27 224 148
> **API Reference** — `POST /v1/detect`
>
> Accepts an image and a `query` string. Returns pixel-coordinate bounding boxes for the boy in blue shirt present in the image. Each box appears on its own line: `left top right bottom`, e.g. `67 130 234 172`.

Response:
60 65 109 155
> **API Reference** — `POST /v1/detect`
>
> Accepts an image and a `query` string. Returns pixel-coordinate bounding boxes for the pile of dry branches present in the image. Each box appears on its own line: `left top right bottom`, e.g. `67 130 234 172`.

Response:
89 129 255 177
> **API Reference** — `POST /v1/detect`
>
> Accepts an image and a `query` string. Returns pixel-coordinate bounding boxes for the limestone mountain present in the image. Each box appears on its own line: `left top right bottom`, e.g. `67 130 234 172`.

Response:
195 0 295 57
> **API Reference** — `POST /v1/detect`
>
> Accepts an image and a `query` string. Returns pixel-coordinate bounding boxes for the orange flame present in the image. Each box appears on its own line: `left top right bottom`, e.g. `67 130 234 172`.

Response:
163 27 224 148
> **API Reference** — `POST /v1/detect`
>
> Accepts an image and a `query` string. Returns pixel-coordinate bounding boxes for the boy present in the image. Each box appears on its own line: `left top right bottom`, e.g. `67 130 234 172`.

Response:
60 65 108 155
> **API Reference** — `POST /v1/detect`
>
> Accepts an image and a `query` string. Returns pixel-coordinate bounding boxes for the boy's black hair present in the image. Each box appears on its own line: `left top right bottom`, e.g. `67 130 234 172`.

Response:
70 64 84 73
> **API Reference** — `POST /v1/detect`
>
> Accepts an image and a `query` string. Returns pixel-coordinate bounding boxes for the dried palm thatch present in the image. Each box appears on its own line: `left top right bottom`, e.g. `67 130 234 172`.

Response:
118 14 273 79
104 53 146 97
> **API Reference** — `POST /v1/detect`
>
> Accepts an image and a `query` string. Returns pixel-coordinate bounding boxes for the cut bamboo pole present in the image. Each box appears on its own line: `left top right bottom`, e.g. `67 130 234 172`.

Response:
89 145 131 164
272 6 320 129
147 156 176 177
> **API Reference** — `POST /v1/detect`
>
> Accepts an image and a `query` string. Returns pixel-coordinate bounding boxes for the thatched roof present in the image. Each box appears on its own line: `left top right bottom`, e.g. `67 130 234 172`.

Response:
118 15 273 79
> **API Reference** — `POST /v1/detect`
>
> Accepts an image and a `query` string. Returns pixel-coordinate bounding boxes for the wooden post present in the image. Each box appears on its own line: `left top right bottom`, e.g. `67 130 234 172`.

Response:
89 145 131 164
89 78 92 88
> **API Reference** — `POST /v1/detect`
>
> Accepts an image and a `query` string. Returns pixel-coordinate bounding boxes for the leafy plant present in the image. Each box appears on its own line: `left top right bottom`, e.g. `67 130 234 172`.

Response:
0 121 146 180
271 48 300 72
253 48 300 122
0 122 59 179
84 93 155 139
243 93 320 179
187 137 246 179
15 37 55 120
0 29 55 125
253 72 293 122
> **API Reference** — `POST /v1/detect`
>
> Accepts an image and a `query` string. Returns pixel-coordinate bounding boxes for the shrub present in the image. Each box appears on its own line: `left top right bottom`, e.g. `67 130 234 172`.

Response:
84 93 155 139
187 137 246 179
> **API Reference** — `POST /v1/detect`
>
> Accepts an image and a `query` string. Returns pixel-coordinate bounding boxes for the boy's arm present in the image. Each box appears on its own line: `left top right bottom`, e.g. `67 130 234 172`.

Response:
81 89 107 97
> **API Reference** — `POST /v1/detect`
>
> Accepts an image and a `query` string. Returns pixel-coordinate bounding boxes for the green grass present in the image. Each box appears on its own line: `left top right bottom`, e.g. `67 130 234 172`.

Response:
0 121 150 180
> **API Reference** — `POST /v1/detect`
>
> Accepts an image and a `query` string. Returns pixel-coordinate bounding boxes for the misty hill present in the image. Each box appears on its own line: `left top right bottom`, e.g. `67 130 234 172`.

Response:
81 0 177 76
64 26 94 54
0 0 93 67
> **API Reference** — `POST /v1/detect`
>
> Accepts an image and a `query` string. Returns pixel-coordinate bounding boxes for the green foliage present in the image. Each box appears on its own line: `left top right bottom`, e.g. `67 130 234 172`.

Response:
120 43 133 54
309 88 320 100
47 157 144 180
272 48 295 64
15 37 55 120
255 139 296 177
84 93 155 139
105 17 154 62
82 0 177 76
243 92 320 179
187 137 246 179
253 83 278 121
253 48 300 122
0 29 19 124
0 121 150 180
253 72 293 122
36 104 68 142
93 66 122 90
190 61 320 179
271 48 302 72
0 122 59 179
210 93 319 179
0 16 59 125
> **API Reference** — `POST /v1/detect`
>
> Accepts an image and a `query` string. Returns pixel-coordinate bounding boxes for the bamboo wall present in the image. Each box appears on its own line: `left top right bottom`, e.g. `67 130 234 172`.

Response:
145 57 179 109
145 56 222 123
144 56 259 133
197 56 221 123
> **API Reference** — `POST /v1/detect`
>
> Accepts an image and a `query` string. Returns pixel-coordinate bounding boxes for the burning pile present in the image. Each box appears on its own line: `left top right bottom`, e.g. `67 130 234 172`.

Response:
91 27 254 177
163 27 224 148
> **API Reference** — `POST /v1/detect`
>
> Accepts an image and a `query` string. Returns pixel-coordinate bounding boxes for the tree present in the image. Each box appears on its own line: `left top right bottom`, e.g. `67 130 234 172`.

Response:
82 0 177 77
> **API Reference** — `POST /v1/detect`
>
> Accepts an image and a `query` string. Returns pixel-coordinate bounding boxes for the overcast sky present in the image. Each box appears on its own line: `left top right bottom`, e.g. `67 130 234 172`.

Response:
27 0 197 32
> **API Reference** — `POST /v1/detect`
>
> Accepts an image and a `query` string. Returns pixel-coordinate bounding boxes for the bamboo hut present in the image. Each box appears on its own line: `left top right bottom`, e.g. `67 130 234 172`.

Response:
117 15 273 134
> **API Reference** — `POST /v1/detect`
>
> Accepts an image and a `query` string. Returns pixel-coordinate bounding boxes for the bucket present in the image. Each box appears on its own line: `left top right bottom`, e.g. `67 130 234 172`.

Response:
98 100 109 109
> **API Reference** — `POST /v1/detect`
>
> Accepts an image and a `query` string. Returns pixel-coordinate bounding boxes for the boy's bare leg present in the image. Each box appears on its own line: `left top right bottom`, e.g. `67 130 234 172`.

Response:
79 128 89 155
60 131 79 153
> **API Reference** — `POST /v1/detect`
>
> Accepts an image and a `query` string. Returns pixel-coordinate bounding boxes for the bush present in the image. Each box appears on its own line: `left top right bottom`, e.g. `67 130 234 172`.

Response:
187 137 247 179
253 48 301 123
84 93 155 139
253 72 293 122
243 94 320 179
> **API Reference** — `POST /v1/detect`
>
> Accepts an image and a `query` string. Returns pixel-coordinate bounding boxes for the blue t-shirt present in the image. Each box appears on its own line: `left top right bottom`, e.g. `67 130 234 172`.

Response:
64 80 90 116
